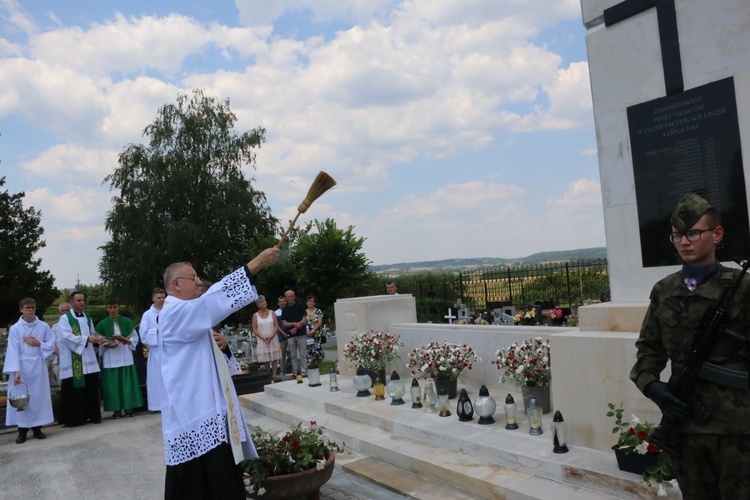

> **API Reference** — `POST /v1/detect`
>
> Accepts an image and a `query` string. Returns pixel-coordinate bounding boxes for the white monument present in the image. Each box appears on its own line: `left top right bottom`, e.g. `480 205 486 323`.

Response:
579 0 750 332
332 0 750 451
566 0 750 446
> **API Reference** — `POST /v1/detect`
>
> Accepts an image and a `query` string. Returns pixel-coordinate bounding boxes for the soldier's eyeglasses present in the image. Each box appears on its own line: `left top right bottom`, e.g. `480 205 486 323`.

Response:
669 228 715 244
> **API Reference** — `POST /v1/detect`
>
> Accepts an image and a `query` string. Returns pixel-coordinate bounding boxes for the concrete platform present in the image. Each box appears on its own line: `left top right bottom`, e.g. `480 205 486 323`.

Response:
241 377 682 499
0 408 408 500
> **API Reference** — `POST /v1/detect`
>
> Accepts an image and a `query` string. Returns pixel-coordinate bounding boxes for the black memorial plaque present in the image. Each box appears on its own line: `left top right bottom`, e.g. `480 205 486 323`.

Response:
628 77 750 267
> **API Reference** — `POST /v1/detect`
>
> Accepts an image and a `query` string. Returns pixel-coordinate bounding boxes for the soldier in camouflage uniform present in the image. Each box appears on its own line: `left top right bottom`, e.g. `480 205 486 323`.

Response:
631 193 750 499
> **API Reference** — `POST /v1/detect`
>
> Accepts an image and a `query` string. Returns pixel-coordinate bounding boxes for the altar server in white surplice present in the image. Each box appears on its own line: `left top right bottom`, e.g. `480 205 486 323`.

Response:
138 287 166 411
3 297 56 444
158 247 279 500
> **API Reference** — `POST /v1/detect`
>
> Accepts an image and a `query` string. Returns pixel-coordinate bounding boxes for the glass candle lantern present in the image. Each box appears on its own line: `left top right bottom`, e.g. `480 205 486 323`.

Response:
457 388 474 422
552 410 569 453
474 385 496 425
410 378 422 409
373 376 386 401
385 371 406 405
423 379 437 413
329 369 339 392
438 387 451 417
353 367 372 397
503 393 518 430
307 362 321 387
527 396 543 435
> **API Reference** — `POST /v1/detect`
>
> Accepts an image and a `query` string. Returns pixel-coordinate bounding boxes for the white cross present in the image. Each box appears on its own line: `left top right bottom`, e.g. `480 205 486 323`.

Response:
444 308 456 324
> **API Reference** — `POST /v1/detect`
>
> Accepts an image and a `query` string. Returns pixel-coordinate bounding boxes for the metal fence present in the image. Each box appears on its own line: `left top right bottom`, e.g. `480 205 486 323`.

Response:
393 258 610 309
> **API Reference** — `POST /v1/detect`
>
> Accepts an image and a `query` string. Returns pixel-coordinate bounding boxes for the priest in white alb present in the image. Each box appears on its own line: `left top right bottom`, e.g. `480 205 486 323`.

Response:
3 297 56 444
139 287 166 411
158 247 279 500
57 291 105 426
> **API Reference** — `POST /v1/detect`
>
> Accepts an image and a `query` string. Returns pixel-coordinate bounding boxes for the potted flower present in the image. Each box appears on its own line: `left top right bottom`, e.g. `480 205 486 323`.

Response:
606 403 675 496
544 308 564 326
514 308 536 325
493 337 551 413
454 315 489 325
565 313 579 327
342 330 403 384
241 420 345 498
407 340 480 398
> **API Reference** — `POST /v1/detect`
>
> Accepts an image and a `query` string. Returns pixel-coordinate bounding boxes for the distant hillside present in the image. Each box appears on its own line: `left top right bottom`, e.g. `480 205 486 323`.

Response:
370 247 607 276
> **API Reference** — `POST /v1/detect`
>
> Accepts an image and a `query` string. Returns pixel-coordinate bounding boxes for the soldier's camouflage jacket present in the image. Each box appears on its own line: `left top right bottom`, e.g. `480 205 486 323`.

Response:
630 263 750 434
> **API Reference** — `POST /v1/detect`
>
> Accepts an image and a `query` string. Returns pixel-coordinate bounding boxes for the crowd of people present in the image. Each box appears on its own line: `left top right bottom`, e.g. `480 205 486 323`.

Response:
5 189 744 498
2 246 358 499
253 290 326 382
1 248 281 498
2 285 331 441
3 293 143 444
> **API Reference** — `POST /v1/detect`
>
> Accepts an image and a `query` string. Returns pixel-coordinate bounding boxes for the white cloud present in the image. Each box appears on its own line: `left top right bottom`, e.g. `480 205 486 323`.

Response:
235 0 395 26
36 224 108 287
0 1 601 286
209 23 273 59
357 177 604 265
394 0 580 28
1 0 36 37
393 180 526 217
356 180 529 263
102 77 180 143
24 184 113 223
0 37 22 56
29 13 210 77
554 178 602 209
537 61 594 130
47 224 107 243
0 57 110 140
2 1 591 165
21 145 119 184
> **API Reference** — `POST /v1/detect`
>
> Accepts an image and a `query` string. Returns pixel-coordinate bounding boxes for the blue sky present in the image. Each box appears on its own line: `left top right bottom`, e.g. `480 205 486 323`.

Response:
0 0 605 288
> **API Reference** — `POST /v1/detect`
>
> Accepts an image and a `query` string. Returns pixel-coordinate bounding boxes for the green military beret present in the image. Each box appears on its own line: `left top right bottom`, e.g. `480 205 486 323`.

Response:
670 193 713 231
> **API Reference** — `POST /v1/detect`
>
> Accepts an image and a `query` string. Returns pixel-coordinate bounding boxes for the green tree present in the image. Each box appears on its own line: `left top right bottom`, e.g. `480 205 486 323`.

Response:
100 89 277 312
62 283 112 306
245 227 303 300
291 219 373 317
0 177 59 327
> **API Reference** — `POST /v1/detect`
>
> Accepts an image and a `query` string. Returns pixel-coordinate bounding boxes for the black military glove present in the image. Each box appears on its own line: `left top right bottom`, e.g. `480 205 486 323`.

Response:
645 381 691 420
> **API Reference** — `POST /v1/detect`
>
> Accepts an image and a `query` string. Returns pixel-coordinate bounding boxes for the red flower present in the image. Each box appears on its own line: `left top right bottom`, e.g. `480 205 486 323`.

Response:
637 430 648 440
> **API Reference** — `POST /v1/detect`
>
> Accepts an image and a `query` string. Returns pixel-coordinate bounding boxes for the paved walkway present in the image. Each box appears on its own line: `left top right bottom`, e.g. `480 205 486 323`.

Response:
0 407 406 500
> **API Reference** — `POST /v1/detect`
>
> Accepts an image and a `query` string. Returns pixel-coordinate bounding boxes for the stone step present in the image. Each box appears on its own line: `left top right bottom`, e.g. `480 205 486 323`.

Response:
243 393 612 499
239 378 677 499
342 457 480 499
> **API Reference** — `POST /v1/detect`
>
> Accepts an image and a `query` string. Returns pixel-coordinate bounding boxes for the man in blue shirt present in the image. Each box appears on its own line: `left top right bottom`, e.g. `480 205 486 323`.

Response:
280 290 307 375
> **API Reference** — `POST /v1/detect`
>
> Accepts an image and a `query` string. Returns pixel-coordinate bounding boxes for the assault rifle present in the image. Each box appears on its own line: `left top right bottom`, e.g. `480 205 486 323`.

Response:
648 258 750 457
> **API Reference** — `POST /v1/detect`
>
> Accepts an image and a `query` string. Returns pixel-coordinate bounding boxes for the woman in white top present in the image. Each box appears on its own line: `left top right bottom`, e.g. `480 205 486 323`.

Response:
252 295 282 382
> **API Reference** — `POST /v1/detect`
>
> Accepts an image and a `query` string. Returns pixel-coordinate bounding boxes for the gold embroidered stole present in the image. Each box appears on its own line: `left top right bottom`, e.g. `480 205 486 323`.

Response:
65 310 92 388
211 336 243 464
